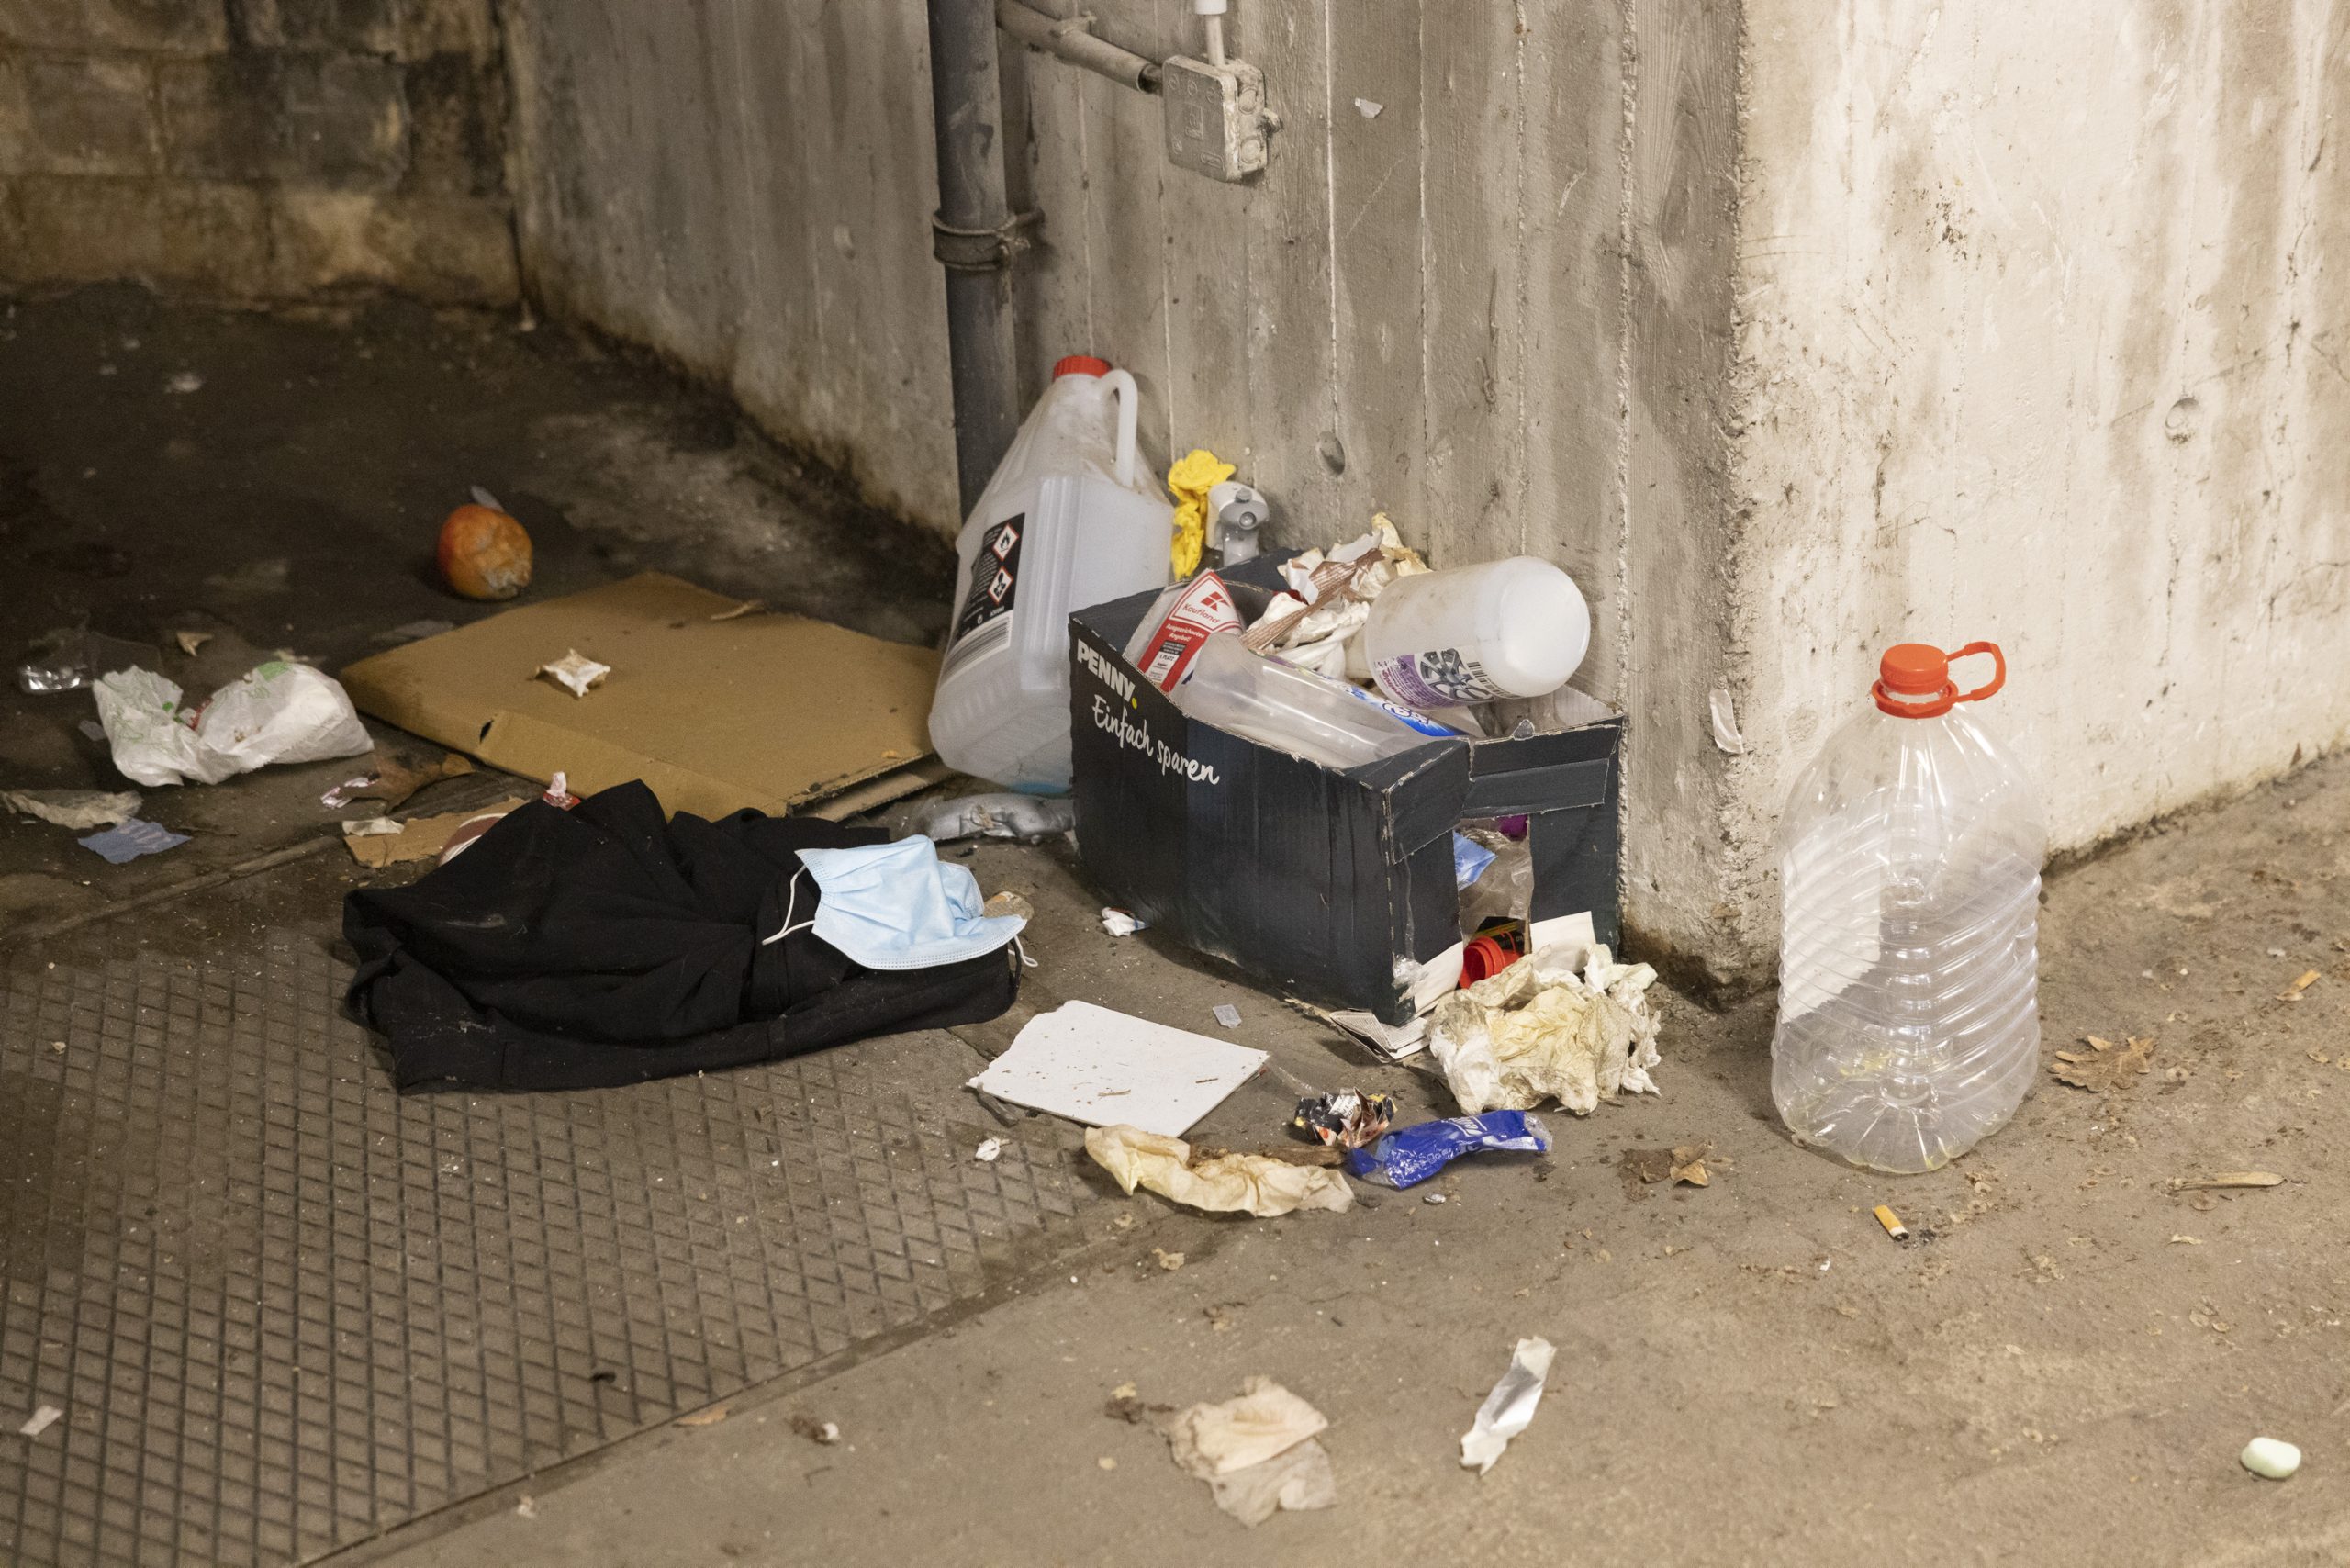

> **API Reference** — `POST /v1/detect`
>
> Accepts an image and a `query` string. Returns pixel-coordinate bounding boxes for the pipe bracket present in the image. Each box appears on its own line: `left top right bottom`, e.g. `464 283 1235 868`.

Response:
931 208 1041 273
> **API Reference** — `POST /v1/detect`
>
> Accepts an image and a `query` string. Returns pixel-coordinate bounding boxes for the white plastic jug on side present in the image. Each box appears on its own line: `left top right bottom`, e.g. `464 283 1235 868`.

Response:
1772 641 2043 1174
930 356 1173 791
1346 556 1589 712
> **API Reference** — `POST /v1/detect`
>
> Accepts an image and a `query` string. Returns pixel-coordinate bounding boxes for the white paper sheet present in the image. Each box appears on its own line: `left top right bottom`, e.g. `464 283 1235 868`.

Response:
967 1001 1267 1137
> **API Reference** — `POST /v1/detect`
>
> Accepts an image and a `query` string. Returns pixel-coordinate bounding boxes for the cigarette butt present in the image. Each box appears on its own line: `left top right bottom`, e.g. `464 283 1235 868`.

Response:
1873 1204 1908 1241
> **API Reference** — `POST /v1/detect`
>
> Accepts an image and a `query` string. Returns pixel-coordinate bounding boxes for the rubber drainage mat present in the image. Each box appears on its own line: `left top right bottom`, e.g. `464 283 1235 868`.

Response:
0 933 1085 1566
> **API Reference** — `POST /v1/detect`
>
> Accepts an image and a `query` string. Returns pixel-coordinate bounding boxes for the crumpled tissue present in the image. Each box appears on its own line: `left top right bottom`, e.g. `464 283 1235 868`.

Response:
93 663 372 788
1085 1124 1354 1217
1158 1377 1337 1527
1 788 141 831
1428 942 1662 1114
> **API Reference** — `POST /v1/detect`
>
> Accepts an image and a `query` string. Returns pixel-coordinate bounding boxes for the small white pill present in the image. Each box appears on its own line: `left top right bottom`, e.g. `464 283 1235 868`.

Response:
2241 1437 2301 1480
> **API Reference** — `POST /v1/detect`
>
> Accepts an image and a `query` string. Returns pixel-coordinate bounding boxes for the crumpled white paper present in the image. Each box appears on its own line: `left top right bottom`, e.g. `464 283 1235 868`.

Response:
1243 516 1427 678
1460 1337 1555 1474
93 663 372 788
535 649 610 698
1428 942 1662 1114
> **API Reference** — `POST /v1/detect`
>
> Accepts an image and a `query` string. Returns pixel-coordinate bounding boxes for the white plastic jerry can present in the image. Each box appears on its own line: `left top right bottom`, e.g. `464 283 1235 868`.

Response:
929 356 1173 792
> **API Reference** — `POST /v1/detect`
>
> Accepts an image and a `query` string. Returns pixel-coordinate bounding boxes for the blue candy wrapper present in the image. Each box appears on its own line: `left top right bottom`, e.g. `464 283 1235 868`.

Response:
1343 1111 1551 1189
77 818 189 864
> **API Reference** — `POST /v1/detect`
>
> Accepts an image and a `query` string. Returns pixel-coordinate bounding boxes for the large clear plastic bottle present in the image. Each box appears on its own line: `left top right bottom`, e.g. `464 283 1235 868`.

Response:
1772 642 2044 1174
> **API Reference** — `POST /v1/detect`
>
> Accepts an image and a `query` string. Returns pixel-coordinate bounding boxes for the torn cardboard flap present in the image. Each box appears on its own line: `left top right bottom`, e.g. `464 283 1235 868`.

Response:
339 573 945 822
345 798 531 868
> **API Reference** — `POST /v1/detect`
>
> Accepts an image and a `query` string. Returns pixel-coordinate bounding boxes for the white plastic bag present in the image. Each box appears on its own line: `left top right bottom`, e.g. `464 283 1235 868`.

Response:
94 662 372 787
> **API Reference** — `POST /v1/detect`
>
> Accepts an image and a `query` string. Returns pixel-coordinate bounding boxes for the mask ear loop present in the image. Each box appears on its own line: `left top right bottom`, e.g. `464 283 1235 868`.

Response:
1011 935 1038 969
760 866 819 946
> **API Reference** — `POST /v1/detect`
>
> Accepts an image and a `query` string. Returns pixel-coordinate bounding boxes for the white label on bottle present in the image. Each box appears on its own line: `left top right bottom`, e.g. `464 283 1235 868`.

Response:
1373 647 1508 708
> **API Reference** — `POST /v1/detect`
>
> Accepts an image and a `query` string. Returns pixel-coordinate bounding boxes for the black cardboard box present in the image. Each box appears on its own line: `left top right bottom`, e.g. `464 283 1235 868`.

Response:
1069 555 1623 1025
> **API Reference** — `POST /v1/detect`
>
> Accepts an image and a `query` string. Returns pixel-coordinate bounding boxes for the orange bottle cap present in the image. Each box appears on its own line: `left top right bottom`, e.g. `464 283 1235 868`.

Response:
1878 644 1949 695
1874 641 2006 718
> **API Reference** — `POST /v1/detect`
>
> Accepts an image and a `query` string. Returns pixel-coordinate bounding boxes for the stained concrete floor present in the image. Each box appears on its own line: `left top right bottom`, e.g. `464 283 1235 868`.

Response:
0 285 957 939
7 289 2350 1568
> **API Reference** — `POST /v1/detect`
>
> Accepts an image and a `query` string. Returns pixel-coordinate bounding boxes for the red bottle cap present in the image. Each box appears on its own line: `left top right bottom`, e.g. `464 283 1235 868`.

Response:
1053 355 1112 379
1460 935 1520 987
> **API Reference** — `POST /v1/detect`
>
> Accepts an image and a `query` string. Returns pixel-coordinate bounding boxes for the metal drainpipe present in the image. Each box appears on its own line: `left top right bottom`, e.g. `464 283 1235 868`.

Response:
924 0 1026 520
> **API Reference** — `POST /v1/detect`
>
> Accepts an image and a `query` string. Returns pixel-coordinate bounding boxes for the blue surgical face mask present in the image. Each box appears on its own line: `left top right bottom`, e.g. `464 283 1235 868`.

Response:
769 838 1025 971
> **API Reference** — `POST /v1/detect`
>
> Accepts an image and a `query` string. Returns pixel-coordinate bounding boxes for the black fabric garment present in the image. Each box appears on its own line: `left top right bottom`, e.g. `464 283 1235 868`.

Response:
343 780 1018 1091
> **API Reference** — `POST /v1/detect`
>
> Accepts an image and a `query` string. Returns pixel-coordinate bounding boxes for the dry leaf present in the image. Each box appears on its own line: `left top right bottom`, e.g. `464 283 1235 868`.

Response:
2051 1036 2155 1092
1203 1303 1236 1332
1667 1143 1713 1186
1621 1143 1714 1193
2172 1171 2284 1191
789 1415 841 1444
1151 1247 1186 1271
674 1406 730 1428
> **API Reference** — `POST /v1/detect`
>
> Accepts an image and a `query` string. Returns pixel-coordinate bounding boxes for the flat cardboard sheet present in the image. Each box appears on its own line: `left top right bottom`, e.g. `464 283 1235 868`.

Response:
340 573 945 823
967 1001 1269 1137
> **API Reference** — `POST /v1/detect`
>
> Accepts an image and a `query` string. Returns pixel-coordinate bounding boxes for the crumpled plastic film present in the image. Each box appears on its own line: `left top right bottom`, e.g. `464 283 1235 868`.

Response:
1167 448 1237 578
1460 1337 1556 1475
1427 943 1662 1114
1085 1124 1354 1216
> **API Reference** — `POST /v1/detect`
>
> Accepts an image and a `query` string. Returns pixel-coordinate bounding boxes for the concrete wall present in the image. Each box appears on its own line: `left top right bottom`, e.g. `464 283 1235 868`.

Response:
1717 0 2350 970
0 0 517 301
502 0 1746 975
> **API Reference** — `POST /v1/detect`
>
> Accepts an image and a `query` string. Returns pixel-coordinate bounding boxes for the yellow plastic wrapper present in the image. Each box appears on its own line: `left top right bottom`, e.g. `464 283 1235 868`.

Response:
1166 448 1237 577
